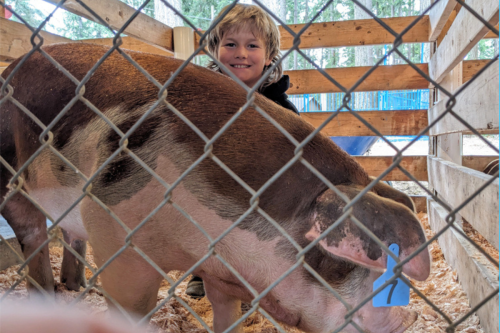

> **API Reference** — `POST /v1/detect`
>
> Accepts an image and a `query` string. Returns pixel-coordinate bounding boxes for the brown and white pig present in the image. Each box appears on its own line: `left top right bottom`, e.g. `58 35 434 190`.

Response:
0 43 430 333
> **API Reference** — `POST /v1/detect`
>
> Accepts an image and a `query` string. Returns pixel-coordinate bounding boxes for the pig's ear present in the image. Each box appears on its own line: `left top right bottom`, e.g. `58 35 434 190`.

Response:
306 187 431 281
305 221 386 272
369 177 416 212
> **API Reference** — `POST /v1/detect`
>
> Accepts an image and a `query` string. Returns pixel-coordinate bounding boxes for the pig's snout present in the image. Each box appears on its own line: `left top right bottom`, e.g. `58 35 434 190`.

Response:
342 270 418 333
401 246 430 281
352 306 418 333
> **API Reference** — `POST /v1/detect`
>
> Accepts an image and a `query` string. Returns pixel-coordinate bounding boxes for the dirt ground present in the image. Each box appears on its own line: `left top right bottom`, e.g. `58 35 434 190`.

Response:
0 214 493 333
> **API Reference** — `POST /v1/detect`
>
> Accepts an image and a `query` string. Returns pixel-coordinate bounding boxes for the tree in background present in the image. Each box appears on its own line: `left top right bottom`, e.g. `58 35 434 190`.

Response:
56 12 113 39
354 0 373 67
467 39 498 60
6 0 154 40
55 0 154 39
5 0 495 64
6 0 55 29
155 0 183 27
181 0 232 30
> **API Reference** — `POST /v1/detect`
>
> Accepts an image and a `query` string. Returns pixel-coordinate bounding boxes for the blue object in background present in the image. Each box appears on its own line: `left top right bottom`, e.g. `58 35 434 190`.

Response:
289 88 429 156
372 244 410 307
0 216 52 239
330 136 379 155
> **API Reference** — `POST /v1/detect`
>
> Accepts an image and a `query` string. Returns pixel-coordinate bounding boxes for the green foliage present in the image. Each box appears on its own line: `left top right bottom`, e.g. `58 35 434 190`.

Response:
56 14 113 40
477 40 497 59
54 0 155 40
127 0 155 17
6 0 55 29
181 0 233 30
7 0 156 40
7 0 494 65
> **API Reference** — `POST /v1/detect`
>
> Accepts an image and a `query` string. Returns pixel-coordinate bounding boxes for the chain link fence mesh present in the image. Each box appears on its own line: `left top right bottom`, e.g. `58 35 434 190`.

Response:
0 0 498 332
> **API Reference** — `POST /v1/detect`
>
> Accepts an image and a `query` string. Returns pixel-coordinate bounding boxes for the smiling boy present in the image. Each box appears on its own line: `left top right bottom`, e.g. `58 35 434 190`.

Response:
218 30 271 88
186 3 299 299
206 4 299 114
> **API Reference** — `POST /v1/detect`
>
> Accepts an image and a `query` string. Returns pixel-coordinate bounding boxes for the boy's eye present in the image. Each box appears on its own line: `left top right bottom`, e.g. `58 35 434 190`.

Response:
225 43 236 47
248 44 259 48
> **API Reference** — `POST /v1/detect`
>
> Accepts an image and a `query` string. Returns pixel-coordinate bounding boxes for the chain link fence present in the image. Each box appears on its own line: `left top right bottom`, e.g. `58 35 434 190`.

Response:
0 0 498 332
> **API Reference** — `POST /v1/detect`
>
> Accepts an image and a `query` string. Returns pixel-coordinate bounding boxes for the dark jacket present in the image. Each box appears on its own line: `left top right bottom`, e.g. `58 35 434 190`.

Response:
261 75 300 115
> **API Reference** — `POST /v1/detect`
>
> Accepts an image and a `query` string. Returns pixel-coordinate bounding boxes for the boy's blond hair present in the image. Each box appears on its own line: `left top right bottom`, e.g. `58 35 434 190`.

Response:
206 4 283 91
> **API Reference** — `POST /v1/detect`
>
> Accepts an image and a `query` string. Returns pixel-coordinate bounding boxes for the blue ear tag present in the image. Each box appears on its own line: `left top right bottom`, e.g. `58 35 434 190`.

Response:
372 244 410 307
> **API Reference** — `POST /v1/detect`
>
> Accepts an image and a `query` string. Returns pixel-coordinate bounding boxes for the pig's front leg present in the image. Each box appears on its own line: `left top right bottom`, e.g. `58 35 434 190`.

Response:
2 192 55 294
204 281 243 333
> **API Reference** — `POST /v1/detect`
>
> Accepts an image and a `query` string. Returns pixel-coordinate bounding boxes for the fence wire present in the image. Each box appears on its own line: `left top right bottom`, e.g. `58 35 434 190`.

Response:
0 0 498 332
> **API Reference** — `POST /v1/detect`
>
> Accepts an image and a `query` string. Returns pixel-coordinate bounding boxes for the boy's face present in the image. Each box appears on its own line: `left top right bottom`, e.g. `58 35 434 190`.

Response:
218 29 272 88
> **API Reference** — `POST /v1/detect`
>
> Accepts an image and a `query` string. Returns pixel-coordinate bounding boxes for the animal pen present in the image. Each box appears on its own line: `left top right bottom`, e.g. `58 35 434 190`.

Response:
0 0 498 332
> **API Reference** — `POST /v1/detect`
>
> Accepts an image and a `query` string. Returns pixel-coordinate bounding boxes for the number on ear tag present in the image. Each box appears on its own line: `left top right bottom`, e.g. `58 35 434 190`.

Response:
372 244 410 307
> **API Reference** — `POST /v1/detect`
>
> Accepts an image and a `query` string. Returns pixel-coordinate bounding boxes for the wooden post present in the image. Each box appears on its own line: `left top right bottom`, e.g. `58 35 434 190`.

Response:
436 133 462 164
426 5 500 328
173 26 194 61
0 0 5 19
435 61 463 165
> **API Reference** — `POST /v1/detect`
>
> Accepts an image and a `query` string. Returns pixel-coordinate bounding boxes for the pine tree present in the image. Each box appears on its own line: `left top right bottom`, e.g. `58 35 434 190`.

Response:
6 0 54 29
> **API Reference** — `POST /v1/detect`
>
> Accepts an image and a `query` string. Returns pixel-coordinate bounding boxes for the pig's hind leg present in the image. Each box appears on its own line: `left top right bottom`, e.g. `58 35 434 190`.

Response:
92 247 163 318
80 198 163 317
60 229 87 291
204 282 243 333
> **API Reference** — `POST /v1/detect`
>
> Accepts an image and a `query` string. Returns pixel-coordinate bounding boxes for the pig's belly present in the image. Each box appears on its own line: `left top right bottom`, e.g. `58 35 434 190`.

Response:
29 188 89 240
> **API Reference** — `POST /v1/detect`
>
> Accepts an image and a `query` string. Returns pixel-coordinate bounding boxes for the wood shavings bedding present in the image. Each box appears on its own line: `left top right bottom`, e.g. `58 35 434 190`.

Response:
462 220 499 265
0 214 486 332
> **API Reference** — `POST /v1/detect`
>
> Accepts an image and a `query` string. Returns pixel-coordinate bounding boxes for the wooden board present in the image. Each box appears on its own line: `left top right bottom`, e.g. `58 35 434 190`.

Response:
436 2 461 47
279 16 430 50
429 61 499 135
42 0 173 52
354 155 428 181
428 0 457 41
484 24 500 38
436 133 462 165
300 110 428 136
441 61 463 93
411 195 428 213
463 155 499 172
427 157 499 249
429 0 499 83
81 36 173 56
0 18 71 61
463 59 490 83
286 63 429 95
0 60 9 74
428 199 499 333
437 60 462 102
194 16 430 52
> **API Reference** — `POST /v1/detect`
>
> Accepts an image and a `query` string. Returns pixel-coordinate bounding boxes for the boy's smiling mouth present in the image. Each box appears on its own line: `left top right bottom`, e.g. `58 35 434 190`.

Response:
231 64 251 68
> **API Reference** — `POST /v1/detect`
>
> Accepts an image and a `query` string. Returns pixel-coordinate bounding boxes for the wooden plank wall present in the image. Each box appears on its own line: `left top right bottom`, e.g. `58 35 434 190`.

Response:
194 16 430 51
427 0 499 332
428 199 499 333
0 18 71 62
429 0 499 82
0 5 496 197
